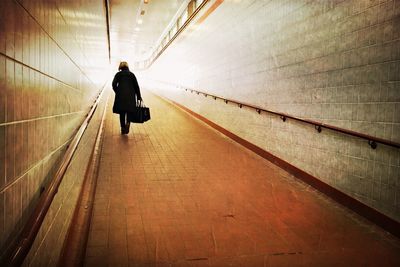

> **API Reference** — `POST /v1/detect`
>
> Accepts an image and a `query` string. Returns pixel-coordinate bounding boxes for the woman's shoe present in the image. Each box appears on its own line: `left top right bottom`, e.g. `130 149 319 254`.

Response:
125 122 130 134
121 127 126 134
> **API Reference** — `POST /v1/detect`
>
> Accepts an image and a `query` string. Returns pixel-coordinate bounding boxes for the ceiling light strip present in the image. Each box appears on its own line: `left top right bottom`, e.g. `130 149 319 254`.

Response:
147 0 210 68
136 0 224 70
104 0 111 63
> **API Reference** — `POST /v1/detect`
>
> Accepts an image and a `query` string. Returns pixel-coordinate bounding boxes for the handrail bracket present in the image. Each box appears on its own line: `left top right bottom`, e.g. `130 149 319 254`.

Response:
368 140 377 149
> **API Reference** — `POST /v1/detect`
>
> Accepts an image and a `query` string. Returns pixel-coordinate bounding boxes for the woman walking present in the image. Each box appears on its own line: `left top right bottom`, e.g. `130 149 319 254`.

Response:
112 61 142 134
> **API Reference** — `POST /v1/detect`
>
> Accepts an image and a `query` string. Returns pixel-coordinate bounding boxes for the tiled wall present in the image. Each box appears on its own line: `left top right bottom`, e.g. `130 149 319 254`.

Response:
24 90 109 267
143 0 400 221
0 0 109 259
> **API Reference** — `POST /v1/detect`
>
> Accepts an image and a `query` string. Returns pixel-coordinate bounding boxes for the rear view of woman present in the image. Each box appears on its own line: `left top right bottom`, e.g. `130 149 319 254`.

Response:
112 61 142 134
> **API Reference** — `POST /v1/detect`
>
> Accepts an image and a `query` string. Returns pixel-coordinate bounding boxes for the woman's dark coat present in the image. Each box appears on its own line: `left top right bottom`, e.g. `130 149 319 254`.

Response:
112 68 142 114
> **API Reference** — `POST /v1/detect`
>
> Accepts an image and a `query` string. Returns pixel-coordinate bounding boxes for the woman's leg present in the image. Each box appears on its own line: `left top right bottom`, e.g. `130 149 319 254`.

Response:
125 112 130 133
119 112 126 128
119 112 126 134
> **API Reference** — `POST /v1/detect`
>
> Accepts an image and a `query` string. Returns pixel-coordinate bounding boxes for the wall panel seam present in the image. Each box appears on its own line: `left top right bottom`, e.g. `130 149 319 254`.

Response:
0 111 84 127
53 5 91 72
216 57 399 82
0 138 72 194
0 52 81 92
13 0 94 86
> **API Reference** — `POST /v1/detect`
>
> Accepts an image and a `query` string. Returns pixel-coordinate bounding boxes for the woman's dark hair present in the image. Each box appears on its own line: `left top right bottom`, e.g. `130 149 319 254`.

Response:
118 61 129 71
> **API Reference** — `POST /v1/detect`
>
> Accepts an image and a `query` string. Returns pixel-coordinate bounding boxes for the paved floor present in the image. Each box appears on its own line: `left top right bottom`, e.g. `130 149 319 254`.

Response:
84 89 400 267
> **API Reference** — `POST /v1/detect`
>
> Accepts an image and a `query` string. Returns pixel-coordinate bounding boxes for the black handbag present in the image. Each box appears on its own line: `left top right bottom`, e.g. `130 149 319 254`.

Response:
128 100 150 123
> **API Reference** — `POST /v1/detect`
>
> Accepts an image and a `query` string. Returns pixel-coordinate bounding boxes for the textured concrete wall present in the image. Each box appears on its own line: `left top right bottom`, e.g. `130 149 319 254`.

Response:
0 0 109 262
142 0 400 221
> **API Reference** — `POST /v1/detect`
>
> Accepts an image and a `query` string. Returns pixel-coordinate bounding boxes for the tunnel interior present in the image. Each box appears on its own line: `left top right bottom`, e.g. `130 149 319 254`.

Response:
0 0 400 266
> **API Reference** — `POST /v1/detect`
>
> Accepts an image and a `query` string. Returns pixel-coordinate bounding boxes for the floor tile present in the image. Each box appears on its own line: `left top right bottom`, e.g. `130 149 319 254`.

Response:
85 90 400 267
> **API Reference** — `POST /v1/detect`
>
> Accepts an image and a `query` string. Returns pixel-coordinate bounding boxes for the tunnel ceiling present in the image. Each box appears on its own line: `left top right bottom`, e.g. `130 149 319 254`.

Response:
109 0 187 66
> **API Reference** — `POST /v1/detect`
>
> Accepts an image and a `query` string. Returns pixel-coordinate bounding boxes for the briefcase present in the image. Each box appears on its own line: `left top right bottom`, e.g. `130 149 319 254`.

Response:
129 100 150 123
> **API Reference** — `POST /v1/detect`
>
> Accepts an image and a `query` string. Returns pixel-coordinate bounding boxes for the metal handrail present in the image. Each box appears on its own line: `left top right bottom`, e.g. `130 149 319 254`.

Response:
0 84 108 267
182 87 400 149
